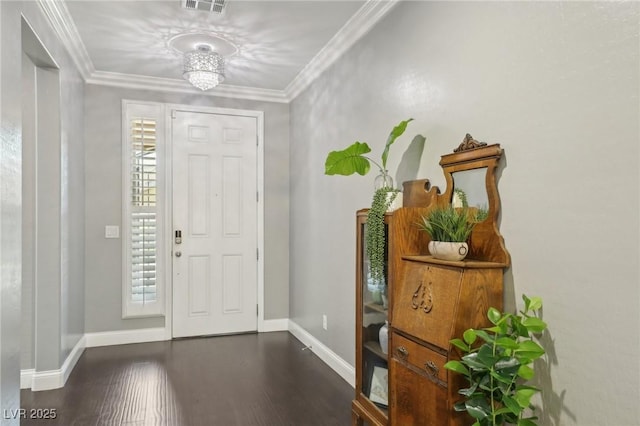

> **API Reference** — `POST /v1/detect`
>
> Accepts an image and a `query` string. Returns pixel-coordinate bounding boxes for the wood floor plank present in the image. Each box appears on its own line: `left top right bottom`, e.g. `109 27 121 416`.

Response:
21 332 353 425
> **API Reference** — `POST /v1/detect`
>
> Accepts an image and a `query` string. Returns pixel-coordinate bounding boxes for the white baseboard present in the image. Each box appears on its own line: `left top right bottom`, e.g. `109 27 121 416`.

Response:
24 335 86 391
60 334 86 385
288 320 355 388
20 369 35 389
85 327 167 348
259 318 289 332
31 370 64 392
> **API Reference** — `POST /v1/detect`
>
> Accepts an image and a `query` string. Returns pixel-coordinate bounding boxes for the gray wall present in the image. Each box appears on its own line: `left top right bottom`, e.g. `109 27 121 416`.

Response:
1 2 23 420
290 2 639 425
33 64 63 372
21 52 36 371
2 0 85 415
84 85 290 332
59 43 86 368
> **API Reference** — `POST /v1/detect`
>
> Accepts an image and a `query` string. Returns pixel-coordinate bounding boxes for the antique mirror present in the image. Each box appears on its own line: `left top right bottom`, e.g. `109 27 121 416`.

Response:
450 168 489 212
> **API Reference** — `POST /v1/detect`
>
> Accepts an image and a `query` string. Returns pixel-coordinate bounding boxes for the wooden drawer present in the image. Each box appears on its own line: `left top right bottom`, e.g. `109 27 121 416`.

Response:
391 333 447 384
389 356 449 426
392 261 462 349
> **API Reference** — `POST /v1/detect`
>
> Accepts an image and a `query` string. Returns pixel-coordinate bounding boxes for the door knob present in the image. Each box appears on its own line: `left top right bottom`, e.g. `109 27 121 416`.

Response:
175 251 182 257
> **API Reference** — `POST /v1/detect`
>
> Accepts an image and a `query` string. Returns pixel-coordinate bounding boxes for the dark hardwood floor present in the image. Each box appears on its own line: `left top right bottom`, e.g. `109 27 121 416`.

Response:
21 332 353 426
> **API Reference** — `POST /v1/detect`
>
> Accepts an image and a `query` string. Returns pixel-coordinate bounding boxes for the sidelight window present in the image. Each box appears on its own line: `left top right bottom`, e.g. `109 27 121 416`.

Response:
122 101 165 318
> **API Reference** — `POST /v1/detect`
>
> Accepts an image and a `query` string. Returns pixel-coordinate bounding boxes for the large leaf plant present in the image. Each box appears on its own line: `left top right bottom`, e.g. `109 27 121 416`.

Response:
324 118 414 180
445 295 548 426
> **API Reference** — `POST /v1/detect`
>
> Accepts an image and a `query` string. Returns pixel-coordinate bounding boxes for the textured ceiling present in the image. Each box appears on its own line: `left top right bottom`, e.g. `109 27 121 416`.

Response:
65 0 366 91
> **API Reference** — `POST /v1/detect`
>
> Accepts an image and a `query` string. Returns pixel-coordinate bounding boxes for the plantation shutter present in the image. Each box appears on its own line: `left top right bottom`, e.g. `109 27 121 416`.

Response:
131 118 157 304
123 102 164 318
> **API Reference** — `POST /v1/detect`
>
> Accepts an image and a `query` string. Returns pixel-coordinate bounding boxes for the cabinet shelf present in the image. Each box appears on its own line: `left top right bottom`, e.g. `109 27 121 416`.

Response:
363 341 387 360
364 302 387 314
402 255 507 269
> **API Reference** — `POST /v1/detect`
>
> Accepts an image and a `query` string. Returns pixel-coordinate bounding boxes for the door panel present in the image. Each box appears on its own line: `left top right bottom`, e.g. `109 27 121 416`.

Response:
172 110 257 338
188 154 210 236
222 255 243 313
222 156 242 236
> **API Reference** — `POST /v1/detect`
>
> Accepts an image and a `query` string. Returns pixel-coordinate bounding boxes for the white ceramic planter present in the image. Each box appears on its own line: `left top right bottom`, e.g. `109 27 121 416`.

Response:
386 191 403 212
428 241 469 261
379 321 389 355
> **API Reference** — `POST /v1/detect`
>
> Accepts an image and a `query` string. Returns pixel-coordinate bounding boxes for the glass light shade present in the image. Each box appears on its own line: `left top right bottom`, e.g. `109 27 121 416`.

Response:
183 46 225 91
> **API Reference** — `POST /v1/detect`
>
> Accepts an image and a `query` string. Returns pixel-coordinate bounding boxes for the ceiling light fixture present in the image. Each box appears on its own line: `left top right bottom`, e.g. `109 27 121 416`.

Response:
183 44 225 91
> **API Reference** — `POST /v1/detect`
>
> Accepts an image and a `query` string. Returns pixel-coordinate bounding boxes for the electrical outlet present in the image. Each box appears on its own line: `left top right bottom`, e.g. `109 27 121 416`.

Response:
322 314 328 330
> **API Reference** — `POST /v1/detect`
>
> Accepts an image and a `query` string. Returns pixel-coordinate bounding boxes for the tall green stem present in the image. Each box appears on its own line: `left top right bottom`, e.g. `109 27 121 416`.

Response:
491 338 497 425
361 156 385 175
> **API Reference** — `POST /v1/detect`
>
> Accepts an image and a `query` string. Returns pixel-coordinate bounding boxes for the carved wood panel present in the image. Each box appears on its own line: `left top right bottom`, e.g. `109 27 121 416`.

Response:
392 262 461 349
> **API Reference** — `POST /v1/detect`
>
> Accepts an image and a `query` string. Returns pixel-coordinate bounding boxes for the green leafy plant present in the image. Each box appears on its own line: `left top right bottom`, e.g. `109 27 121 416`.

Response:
418 205 485 242
366 188 398 285
444 295 548 426
324 118 414 184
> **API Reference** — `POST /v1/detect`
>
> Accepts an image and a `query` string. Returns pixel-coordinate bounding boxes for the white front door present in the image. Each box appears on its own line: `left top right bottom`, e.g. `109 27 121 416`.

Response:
171 110 258 338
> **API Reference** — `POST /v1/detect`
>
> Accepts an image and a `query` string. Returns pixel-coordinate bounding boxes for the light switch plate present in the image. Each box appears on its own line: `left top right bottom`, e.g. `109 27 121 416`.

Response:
105 225 120 239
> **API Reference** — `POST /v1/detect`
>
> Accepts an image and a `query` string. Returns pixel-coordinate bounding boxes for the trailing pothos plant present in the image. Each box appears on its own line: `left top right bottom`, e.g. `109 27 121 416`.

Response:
324 119 414 286
444 295 548 426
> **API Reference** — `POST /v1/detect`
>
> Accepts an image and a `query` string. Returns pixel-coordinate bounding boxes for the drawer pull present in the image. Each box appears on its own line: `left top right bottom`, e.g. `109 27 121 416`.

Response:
396 346 409 359
425 360 439 376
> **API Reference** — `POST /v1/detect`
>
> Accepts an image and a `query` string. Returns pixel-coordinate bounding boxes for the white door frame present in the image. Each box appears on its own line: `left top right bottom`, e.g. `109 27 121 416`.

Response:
163 103 265 339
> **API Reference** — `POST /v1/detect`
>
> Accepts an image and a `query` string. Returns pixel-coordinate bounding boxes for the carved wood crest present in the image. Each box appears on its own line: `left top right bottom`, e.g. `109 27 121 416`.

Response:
411 280 433 313
453 133 488 152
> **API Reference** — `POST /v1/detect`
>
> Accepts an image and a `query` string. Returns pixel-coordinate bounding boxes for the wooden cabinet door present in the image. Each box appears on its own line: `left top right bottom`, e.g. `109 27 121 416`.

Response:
392 262 462 348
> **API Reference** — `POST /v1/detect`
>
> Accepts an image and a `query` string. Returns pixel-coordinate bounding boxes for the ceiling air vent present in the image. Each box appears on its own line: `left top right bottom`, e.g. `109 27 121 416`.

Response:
182 0 227 14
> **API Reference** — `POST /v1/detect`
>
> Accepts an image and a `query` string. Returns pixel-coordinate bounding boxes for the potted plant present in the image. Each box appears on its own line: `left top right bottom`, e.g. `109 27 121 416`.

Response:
324 119 414 291
417 200 486 261
444 294 547 426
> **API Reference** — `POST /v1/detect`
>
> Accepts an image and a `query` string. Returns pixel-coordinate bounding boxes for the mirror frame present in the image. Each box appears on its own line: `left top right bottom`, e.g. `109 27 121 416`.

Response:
401 134 509 265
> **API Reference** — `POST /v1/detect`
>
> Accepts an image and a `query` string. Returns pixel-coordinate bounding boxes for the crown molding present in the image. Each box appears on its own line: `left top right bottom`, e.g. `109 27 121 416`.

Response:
36 0 94 79
39 0 396 104
87 71 289 103
284 0 399 101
